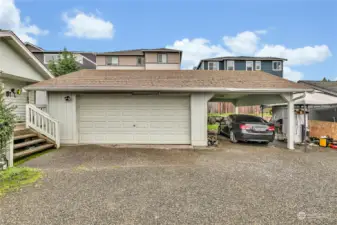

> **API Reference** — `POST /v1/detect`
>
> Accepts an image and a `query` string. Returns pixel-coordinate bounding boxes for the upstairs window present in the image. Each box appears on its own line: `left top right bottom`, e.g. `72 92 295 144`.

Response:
137 57 145 66
158 54 167 63
106 56 119 66
255 61 261 70
246 61 253 71
272 61 282 71
208 62 218 70
227 60 235 70
44 54 59 64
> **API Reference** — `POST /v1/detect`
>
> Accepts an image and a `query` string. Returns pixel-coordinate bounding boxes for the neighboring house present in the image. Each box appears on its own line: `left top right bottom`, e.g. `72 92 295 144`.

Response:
196 56 287 77
197 56 287 114
25 42 96 70
298 80 337 122
96 48 182 70
25 69 309 150
0 30 54 121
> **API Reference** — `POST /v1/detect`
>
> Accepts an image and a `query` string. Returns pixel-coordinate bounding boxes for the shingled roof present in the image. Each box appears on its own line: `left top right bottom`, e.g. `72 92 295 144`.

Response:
298 80 337 96
25 70 310 92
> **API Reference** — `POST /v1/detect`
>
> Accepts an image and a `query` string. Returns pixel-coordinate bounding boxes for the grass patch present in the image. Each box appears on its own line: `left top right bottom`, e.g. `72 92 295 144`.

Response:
0 167 42 197
14 148 55 166
207 123 219 131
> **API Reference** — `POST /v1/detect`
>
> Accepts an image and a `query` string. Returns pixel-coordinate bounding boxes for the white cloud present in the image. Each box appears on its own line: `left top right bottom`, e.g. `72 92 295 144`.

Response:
283 66 304 82
223 31 260 55
63 11 114 39
256 44 332 66
0 0 48 44
167 30 331 81
166 38 232 69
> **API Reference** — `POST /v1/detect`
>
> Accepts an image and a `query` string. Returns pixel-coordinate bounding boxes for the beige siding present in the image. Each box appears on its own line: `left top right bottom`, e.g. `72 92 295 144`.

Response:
167 53 180 63
96 55 106 66
119 56 138 66
0 40 44 82
145 53 157 63
1 78 29 121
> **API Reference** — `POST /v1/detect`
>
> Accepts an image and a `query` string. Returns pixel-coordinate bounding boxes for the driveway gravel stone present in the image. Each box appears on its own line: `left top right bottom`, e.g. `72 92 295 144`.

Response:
1 142 337 225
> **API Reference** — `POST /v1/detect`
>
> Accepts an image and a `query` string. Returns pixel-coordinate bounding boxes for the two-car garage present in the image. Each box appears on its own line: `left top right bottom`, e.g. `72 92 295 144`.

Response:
77 94 191 144
28 69 309 149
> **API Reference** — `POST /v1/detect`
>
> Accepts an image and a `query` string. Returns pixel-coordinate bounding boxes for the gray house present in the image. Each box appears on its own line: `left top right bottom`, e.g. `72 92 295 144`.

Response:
196 56 286 77
25 43 96 69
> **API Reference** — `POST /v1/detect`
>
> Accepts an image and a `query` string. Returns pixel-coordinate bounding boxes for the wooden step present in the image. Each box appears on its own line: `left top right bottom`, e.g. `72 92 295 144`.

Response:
14 139 46 150
13 143 55 160
14 128 33 136
14 133 37 141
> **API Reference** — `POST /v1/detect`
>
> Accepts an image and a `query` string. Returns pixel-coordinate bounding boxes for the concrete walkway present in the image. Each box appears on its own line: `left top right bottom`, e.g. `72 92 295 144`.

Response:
1 143 337 225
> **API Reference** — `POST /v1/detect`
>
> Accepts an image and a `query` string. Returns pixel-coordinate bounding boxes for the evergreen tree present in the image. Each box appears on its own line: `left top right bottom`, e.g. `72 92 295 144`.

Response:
0 86 16 155
48 48 80 76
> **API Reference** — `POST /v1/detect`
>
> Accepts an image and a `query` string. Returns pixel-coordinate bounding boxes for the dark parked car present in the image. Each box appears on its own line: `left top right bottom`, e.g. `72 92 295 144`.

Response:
219 114 275 144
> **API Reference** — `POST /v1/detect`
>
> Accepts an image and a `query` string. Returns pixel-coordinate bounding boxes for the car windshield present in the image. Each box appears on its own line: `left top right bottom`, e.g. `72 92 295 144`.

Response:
234 115 265 123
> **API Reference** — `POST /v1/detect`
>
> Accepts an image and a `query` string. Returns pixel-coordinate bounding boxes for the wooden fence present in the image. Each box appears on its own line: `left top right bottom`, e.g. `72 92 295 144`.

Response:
309 120 337 139
208 102 262 115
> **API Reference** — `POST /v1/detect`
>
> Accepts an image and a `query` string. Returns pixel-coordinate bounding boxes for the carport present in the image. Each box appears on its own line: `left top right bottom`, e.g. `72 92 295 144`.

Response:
209 91 302 149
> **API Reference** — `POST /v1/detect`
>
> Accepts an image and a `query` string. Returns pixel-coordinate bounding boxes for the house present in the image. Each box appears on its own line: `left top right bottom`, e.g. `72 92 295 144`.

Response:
298 80 337 122
196 56 287 114
0 30 54 121
25 69 310 151
196 56 286 77
96 48 182 70
25 42 96 69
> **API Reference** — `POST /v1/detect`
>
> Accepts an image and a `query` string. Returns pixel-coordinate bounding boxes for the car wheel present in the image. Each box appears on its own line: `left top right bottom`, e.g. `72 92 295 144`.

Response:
230 130 238 143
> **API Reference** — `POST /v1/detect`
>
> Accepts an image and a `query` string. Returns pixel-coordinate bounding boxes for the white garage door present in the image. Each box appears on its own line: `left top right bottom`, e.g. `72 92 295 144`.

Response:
78 94 191 144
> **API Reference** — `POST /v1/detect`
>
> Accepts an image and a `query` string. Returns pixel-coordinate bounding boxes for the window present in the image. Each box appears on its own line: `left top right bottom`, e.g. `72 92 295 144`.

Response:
44 54 59 64
158 54 167 63
208 62 218 70
255 61 261 70
106 56 119 66
227 60 235 70
136 57 144 66
246 61 253 71
272 61 282 71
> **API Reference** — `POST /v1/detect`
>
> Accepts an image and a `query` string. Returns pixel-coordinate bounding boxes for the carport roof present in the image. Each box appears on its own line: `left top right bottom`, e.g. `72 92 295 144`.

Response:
25 69 310 92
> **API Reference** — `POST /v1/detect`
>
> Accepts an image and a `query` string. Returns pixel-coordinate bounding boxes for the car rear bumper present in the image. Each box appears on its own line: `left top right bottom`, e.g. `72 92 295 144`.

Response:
236 132 275 142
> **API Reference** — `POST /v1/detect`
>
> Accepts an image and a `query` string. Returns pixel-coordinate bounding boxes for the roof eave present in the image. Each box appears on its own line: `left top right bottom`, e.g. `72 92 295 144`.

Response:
0 31 54 79
24 86 312 93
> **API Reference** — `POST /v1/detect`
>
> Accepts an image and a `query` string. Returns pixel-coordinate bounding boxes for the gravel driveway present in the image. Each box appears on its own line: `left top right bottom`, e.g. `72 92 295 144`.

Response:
1 142 337 225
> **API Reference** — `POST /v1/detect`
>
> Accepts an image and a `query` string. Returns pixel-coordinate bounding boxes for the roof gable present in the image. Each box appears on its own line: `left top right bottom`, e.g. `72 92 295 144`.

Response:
0 30 53 81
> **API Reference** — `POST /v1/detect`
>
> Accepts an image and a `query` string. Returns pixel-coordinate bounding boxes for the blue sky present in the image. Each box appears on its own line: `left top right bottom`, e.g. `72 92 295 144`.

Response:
1 0 336 81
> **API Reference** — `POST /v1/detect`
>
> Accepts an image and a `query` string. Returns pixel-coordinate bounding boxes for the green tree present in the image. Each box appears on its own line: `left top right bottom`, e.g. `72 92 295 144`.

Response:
322 77 331 82
48 48 80 76
0 86 16 155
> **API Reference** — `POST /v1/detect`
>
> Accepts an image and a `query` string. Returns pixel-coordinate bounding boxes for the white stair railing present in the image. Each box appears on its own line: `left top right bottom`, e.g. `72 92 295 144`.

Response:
26 104 60 148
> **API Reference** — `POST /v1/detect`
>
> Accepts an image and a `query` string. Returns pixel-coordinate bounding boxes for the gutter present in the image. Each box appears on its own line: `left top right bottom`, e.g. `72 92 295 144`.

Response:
24 86 313 93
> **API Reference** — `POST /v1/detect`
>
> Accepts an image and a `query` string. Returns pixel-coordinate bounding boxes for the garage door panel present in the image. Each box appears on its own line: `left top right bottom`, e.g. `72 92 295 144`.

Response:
79 95 190 144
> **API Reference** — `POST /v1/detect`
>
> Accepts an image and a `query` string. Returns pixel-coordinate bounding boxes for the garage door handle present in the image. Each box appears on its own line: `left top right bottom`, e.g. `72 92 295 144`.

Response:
133 125 136 127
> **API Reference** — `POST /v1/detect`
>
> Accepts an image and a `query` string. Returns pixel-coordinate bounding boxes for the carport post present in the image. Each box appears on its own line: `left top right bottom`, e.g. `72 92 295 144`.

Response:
233 101 239 114
281 93 295 150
